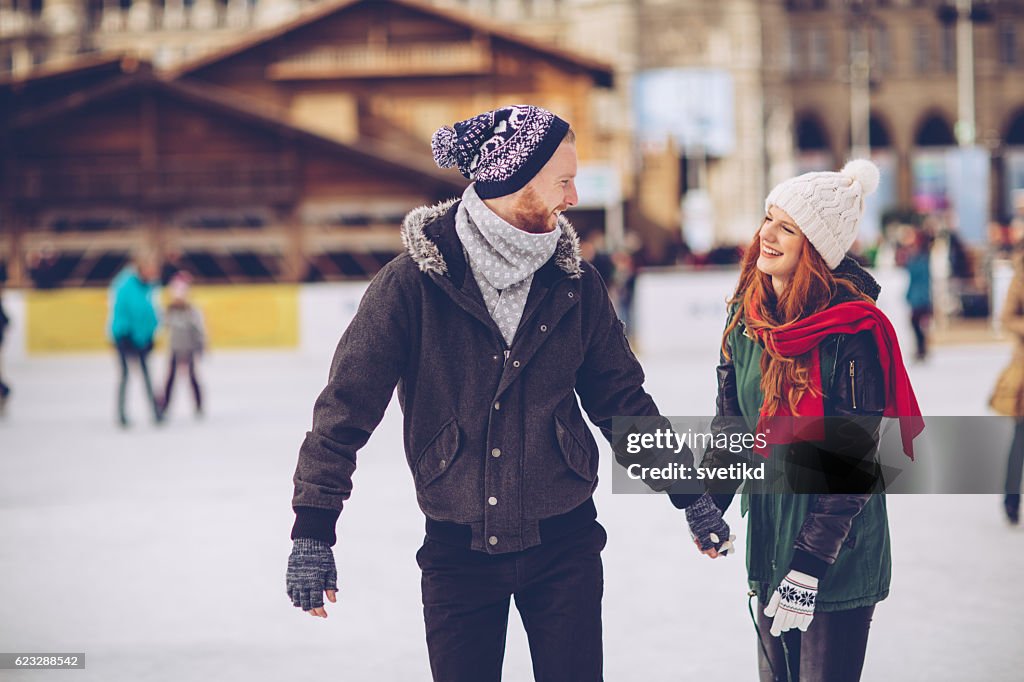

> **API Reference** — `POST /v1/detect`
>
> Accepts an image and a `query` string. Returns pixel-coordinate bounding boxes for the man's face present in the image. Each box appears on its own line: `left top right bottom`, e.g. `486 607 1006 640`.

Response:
506 142 578 234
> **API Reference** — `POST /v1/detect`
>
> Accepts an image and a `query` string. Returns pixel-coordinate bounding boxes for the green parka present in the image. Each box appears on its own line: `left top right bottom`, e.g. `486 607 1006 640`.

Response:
707 258 892 612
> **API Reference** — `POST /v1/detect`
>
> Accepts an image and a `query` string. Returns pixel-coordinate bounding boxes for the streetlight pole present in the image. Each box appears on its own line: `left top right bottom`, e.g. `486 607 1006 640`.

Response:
849 2 872 160
954 0 976 146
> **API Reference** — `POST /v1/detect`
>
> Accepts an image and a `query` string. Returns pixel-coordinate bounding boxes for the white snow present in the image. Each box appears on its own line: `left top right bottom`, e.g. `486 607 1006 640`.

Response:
1 269 1022 681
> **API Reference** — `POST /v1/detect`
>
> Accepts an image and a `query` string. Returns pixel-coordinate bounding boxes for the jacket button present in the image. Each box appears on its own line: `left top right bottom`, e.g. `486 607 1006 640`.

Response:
439 459 446 469
568 292 574 298
494 401 500 410
540 324 548 332
491 448 501 458
488 496 497 506
512 360 520 368
492 355 499 361
488 536 498 546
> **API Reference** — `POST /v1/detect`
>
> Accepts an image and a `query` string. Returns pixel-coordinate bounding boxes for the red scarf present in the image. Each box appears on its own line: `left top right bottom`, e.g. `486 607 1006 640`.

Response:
748 300 924 460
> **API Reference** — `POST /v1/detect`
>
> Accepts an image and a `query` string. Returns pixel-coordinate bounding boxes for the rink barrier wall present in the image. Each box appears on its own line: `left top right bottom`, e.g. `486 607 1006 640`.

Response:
11 284 300 354
0 267 911 358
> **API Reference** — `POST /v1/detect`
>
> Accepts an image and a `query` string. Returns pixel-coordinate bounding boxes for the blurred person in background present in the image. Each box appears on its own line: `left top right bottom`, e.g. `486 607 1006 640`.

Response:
990 235 1024 525
284 105 725 682
900 228 933 362
108 252 161 428
579 230 615 284
26 244 60 290
158 273 205 420
690 160 923 682
610 248 637 338
0 265 10 415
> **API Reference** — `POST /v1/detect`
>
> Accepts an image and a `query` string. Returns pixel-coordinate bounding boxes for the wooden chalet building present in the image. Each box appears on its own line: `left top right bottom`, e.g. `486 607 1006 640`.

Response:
0 0 614 287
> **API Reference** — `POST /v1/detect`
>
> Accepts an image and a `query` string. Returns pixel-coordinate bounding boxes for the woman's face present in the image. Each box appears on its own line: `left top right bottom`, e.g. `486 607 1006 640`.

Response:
756 206 806 284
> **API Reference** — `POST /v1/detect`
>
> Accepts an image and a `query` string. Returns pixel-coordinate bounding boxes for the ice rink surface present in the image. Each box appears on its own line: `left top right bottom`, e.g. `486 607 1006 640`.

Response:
1 272 1023 681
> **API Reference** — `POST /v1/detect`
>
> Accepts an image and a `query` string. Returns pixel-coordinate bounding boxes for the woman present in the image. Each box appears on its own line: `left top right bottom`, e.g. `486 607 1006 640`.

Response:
991 242 1024 525
901 228 933 361
698 160 923 682
108 253 161 427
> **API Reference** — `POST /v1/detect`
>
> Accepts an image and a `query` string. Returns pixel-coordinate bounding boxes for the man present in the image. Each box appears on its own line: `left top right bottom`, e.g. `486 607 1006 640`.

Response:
286 105 729 681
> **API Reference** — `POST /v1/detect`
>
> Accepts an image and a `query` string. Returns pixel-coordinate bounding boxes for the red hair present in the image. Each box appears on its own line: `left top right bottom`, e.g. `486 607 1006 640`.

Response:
722 229 873 416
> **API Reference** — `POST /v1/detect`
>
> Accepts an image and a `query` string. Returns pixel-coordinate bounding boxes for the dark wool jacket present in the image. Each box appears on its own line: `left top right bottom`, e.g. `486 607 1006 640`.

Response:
292 199 675 554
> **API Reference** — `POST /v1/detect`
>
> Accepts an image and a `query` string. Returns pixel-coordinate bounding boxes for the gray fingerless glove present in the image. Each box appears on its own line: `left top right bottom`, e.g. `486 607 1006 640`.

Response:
685 492 733 553
286 538 338 610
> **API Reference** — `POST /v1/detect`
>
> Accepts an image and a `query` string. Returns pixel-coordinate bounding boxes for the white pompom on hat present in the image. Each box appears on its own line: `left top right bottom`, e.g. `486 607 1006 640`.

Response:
764 159 880 269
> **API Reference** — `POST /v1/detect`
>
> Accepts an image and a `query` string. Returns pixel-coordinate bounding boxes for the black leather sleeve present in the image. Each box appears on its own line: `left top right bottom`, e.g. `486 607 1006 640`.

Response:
791 331 886 579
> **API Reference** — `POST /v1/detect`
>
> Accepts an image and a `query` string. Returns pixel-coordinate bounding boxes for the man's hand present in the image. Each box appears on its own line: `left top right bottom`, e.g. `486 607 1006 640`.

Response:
286 538 338 618
685 492 735 558
764 570 819 636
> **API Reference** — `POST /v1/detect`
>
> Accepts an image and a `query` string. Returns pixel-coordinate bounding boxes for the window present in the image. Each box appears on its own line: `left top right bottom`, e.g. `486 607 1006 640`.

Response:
914 25 931 73
941 25 956 73
809 27 829 75
789 27 806 75
872 23 892 74
999 24 1018 67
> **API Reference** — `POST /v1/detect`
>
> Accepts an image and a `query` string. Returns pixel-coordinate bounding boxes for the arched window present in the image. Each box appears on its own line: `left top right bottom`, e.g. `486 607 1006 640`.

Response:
795 113 830 151
869 114 892 148
915 113 955 147
1006 109 1024 146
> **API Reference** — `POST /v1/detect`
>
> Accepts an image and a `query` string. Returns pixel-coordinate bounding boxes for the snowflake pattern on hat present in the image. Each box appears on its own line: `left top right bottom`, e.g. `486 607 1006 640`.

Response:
432 105 569 199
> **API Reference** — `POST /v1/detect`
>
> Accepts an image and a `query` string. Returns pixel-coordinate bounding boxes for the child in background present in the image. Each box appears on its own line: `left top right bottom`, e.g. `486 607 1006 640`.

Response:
159 274 205 419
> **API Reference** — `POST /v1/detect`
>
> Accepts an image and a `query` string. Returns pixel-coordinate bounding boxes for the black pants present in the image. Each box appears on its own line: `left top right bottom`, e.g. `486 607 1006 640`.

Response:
115 337 159 424
417 520 606 682
756 604 875 682
1004 419 1024 509
161 353 202 413
909 309 930 359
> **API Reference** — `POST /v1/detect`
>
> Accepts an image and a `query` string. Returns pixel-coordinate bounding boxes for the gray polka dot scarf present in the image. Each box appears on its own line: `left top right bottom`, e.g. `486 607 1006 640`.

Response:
455 184 562 346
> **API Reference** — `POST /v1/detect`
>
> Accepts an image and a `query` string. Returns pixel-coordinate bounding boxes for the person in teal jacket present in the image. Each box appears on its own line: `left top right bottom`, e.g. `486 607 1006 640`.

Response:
696 161 923 682
108 254 161 427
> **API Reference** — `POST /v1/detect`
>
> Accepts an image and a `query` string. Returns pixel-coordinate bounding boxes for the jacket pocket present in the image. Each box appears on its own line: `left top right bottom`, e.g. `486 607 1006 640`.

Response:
415 418 461 487
554 416 599 482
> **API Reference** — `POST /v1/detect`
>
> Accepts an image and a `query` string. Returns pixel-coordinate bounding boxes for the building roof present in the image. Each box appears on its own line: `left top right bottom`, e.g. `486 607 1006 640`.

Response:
0 52 137 89
168 0 614 86
7 68 466 192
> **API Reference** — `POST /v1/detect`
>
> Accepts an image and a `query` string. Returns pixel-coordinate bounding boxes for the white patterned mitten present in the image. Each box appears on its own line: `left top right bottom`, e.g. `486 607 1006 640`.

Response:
764 570 819 637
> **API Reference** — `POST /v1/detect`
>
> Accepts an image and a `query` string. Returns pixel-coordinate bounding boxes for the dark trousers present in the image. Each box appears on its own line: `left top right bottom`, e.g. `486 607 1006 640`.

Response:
909 309 930 359
115 337 159 424
1004 419 1024 509
757 604 875 682
162 353 202 413
417 520 606 682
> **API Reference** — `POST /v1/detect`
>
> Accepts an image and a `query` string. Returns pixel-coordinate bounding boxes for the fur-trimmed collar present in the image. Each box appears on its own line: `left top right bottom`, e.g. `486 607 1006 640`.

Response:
834 256 881 302
400 198 583 279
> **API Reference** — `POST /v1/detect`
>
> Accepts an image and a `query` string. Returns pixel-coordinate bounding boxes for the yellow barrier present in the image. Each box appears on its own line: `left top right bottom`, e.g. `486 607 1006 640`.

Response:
25 284 300 354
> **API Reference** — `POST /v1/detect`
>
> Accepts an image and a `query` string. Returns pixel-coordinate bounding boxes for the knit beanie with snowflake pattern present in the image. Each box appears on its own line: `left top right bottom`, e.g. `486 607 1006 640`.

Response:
431 105 571 199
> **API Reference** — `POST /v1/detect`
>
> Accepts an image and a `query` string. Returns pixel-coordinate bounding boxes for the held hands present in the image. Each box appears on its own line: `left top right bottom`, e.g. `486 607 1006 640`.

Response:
764 570 819 637
286 538 338 618
685 492 736 558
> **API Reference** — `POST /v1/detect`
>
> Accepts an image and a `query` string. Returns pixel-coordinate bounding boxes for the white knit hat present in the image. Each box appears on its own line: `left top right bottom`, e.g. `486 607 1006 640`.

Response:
764 159 880 269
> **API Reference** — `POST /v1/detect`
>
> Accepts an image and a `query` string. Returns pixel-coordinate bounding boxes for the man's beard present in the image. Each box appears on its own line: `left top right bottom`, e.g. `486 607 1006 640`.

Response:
508 187 561 234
